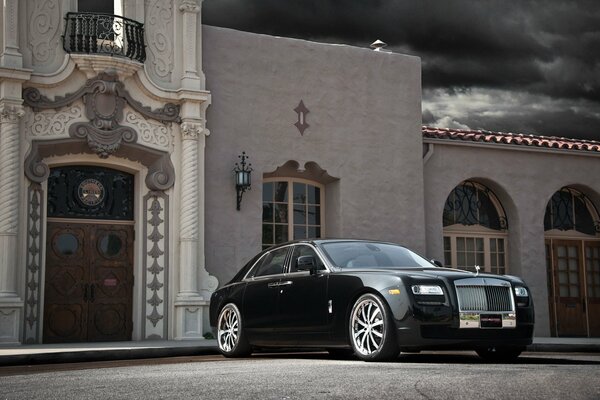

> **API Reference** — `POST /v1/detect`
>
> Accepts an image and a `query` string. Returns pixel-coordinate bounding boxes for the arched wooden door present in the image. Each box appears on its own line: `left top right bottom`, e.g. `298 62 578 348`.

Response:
547 239 600 337
43 166 135 343
548 240 587 337
43 223 134 343
544 187 600 337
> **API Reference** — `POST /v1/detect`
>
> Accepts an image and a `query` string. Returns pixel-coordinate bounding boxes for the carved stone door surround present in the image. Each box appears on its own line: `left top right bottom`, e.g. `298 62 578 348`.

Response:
21 72 179 343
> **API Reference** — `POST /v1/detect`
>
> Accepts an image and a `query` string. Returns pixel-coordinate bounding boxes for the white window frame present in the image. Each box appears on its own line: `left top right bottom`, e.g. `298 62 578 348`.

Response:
443 225 508 274
262 178 325 248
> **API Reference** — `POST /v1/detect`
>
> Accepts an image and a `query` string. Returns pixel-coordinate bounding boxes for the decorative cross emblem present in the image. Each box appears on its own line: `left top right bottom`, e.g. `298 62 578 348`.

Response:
294 100 310 135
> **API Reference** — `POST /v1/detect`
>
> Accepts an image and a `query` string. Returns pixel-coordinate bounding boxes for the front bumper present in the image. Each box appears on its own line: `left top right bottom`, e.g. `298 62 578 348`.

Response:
394 321 534 351
392 304 534 351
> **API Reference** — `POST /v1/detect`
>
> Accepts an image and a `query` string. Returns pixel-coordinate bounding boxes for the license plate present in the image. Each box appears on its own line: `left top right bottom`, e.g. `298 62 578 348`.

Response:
480 314 503 328
459 312 516 329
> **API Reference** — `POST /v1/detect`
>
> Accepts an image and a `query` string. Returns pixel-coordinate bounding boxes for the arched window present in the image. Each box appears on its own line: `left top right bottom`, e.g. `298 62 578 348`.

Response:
262 178 324 249
544 187 599 235
443 181 507 230
442 181 508 274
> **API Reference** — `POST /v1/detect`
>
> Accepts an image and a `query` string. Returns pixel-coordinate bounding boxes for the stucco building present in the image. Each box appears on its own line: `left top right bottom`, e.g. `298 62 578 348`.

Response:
0 0 598 345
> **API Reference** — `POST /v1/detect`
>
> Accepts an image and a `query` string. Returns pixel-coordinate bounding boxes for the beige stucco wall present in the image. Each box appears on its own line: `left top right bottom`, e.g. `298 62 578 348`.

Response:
423 141 600 336
203 26 424 286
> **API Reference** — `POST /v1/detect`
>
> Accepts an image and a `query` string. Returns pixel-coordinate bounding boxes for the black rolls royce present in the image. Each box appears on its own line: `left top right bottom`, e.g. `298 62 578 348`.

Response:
209 239 534 362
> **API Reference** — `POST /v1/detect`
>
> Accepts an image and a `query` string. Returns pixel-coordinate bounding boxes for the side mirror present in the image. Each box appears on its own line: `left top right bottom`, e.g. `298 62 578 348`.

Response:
431 259 444 268
297 255 317 273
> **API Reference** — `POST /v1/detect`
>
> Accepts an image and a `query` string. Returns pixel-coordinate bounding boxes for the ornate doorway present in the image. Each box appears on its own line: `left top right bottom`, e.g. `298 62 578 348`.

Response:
42 166 135 343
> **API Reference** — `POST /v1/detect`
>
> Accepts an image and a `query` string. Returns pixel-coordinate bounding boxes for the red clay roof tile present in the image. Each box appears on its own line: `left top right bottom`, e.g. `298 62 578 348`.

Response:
422 126 600 153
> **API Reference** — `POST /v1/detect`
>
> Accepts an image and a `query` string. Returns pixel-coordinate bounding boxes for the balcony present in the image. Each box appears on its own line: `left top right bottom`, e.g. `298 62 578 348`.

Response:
63 12 146 63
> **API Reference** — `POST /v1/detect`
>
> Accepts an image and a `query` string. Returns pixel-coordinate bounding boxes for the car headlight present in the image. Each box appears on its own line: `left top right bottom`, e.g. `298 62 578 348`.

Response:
411 285 444 295
514 287 529 297
514 286 529 307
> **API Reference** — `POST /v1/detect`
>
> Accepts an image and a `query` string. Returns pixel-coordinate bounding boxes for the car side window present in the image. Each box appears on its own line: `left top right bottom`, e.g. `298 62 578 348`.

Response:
252 247 289 277
290 245 325 273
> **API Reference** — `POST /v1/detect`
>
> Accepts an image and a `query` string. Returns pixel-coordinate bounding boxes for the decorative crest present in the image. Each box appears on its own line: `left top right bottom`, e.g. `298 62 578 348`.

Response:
294 100 310 135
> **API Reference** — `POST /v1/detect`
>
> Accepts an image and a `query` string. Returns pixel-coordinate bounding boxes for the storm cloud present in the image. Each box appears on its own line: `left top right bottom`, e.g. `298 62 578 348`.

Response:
203 0 600 140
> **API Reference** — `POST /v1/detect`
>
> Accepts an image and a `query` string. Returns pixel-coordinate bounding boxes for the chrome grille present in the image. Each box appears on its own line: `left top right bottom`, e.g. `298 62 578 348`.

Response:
456 284 513 312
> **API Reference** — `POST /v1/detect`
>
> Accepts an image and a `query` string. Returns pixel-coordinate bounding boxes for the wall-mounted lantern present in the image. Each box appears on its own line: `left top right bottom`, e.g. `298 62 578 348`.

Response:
234 152 252 210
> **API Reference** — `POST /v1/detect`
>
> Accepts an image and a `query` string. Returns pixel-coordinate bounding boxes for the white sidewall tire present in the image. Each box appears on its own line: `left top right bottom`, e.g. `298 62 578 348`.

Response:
349 293 399 362
217 303 251 357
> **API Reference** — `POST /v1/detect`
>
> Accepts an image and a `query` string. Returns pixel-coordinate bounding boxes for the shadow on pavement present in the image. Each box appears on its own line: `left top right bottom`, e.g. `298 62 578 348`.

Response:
249 350 600 365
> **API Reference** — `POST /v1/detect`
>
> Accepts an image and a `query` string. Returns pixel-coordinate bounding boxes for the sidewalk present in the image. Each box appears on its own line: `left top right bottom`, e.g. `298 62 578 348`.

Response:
0 339 219 366
1 337 599 366
526 337 600 353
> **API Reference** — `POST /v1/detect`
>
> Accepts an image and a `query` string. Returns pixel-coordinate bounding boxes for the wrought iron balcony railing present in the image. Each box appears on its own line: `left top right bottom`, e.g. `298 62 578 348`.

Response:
63 12 146 63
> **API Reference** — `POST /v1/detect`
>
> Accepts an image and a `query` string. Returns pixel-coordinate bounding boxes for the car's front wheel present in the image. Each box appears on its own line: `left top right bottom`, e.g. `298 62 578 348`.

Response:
217 303 251 357
349 293 399 361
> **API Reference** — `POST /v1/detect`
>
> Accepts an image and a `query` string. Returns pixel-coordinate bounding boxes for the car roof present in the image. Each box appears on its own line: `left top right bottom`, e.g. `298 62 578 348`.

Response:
267 238 402 249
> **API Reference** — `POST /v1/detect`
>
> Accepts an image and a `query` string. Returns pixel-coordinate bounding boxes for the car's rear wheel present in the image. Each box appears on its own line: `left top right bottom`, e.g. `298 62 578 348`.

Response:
217 303 251 357
349 293 399 361
476 346 523 363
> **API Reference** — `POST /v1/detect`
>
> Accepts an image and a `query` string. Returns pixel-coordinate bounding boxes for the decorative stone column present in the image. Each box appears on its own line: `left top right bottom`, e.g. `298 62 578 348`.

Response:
0 100 25 343
175 119 217 339
179 0 204 89
0 0 23 68
0 101 24 294
1 0 35 341
179 121 202 295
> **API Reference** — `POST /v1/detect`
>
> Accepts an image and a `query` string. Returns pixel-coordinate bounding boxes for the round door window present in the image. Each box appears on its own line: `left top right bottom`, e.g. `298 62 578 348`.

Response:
99 234 123 257
55 233 79 256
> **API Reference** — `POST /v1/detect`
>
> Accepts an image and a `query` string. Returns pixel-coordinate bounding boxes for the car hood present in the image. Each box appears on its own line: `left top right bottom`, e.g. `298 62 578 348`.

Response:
337 266 526 284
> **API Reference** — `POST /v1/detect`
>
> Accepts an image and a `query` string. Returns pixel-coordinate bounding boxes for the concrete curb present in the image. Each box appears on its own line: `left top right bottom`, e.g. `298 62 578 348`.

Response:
2 341 599 367
0 346 220 367
526 343 600 353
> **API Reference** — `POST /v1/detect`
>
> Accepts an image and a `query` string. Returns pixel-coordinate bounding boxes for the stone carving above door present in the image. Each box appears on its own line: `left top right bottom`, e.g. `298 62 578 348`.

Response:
23 101 84 139
23 72 181 158
124 108 174 152
23 73 179 191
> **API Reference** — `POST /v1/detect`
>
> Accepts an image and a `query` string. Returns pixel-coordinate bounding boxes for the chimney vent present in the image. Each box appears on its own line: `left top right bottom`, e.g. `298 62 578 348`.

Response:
370 39 390 52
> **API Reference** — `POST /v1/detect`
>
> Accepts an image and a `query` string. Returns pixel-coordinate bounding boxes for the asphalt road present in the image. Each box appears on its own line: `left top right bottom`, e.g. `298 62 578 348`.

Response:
1 352 599 400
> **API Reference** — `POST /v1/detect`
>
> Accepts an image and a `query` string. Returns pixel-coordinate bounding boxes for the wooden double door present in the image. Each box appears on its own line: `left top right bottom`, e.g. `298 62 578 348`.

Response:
43 222 134 343
546 239 600 337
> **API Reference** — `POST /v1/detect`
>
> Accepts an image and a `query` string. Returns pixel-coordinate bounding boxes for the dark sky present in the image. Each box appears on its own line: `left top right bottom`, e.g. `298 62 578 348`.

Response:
203 0 600 140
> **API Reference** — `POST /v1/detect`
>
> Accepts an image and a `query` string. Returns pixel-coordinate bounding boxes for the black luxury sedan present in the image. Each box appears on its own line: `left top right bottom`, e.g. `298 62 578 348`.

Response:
209 239 534 362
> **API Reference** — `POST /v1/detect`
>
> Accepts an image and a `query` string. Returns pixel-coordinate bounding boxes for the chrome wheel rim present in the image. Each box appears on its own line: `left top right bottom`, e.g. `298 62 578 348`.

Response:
217 305 240 352
351 298 384 355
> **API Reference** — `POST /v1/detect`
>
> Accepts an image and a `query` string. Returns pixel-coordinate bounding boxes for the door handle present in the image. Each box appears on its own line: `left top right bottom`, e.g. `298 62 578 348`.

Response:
267 281 293 288
83 283 88 302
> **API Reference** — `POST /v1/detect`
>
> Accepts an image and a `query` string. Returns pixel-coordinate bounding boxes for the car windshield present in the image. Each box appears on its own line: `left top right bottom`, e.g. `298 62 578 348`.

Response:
320 241 434 269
